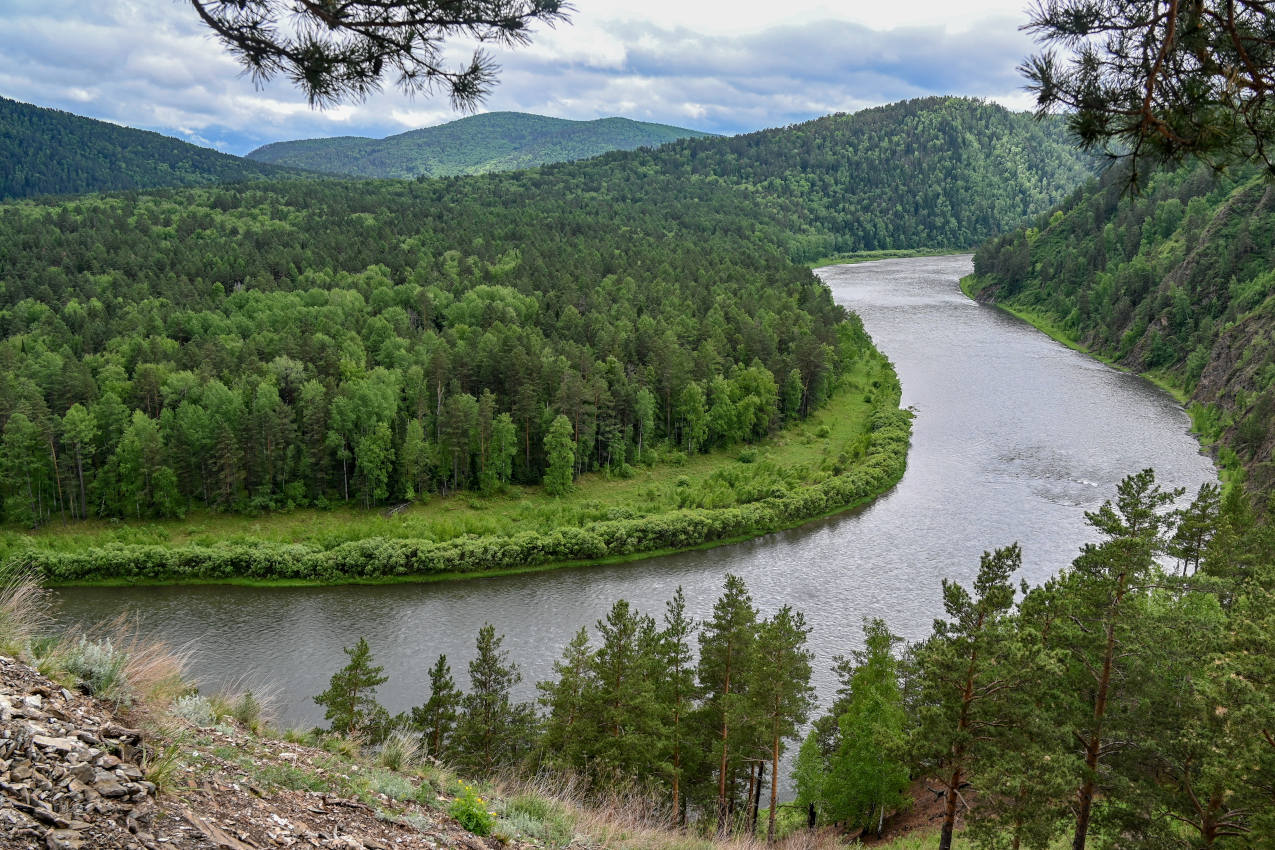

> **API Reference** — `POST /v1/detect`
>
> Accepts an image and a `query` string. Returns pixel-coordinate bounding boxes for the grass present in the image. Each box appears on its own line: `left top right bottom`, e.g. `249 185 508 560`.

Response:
809 247 969 268
17 355 904 586
0 560 52 656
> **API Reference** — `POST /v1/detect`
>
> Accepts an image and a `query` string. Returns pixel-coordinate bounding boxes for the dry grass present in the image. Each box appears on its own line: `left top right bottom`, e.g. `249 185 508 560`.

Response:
0 559 53 657
207 674 281 734
46 614 194 726
493 772 848 850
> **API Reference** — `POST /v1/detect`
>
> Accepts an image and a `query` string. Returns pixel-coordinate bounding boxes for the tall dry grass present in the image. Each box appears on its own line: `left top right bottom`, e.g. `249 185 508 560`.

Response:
495 771 847 850
53 614 194 726
0 559 53 656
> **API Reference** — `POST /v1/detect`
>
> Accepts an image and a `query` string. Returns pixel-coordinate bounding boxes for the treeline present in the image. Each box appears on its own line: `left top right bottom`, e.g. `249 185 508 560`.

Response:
0 171 864 525
316 577 818 843
971 161 1275 494
0 96 292 201
20 406 911 584
328 470 1275 847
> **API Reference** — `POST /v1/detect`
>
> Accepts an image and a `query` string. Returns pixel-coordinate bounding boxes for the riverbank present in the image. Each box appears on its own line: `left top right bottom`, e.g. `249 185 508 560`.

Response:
960 274 1195 403
808 247 967 269
960 273 1233 486
8 354 911 587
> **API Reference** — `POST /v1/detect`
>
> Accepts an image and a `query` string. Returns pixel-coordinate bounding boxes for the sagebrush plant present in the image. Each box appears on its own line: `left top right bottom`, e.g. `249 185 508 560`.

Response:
56 616 192 722
449 783 495 836
170 693 217 727
62 637 131 705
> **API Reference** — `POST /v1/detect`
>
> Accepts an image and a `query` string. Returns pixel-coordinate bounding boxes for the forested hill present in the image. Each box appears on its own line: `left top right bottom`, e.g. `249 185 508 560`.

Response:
0 167 873 525
970 163 1275 493
0 96 297 201
580 97 1095 258
246 112 716 178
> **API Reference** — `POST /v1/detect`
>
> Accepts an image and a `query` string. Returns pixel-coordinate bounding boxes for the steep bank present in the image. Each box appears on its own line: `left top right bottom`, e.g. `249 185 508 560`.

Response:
967 162 1275 493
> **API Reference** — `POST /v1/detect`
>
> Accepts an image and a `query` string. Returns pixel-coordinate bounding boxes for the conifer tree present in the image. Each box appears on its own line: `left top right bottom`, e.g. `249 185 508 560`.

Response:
314 637 388 737
537 627 594 771
453 623 526 773
656 587 698 822
588 600 662 781
751 605 816 842
907 544 1023 850
1051 469 1181 850
411 654 461 759
697 574 759 835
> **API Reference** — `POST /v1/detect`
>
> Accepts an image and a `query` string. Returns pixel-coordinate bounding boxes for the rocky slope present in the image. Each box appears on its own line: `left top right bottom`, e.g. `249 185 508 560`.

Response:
0 654 528 850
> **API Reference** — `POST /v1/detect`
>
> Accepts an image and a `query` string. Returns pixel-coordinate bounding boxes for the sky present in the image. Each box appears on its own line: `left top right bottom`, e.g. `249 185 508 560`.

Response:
0 0 1041 156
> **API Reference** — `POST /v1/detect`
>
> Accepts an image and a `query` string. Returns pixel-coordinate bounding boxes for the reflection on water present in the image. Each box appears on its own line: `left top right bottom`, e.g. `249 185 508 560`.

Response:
55 255 1216 729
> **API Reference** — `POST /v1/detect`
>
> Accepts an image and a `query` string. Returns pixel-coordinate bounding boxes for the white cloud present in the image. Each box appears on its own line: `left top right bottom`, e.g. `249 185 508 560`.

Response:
0 0 1042 154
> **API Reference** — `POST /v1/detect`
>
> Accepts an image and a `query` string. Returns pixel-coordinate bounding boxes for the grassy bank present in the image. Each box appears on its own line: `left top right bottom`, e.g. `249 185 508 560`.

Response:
809 247 969 269
5 355 911 587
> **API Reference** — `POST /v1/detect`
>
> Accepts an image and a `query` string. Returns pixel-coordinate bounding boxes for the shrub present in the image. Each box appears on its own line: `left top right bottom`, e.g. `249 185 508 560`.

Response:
450 783 495 836
62 637 131 705
171 694 217 727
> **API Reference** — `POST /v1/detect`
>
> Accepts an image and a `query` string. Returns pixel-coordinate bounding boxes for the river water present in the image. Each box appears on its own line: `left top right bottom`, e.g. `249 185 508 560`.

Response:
54 255 1217 727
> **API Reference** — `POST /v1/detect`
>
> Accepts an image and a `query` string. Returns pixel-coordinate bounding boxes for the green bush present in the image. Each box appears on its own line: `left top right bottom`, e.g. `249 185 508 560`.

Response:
449 784 495 836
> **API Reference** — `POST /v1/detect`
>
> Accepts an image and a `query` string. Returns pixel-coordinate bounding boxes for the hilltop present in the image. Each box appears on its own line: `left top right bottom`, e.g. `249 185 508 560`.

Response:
0 97 298 201
583 96 1096 258
246 111 716 178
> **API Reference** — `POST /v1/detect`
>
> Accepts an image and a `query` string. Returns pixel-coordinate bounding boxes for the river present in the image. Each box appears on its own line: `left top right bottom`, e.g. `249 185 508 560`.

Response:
54 254 1217 728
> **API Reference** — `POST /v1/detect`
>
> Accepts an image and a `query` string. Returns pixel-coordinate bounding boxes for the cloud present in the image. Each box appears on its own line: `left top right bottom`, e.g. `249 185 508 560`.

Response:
0 1 1039 155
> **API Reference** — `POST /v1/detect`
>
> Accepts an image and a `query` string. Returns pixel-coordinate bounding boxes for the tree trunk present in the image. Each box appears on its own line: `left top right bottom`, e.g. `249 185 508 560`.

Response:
753 761 763 838
1073 573 1126 850
767 734 781 842
716 651 733 835
75 446 86 520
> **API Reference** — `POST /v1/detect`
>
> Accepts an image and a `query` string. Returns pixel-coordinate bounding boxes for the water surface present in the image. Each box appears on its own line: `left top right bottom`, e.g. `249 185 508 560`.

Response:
56 255 1216 726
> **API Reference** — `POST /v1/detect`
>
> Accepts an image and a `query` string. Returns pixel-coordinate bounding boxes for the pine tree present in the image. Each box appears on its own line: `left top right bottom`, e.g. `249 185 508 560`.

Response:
537 627 594 772
314 637 388 737
697 574 758 835
411 654 461 759
588 599 662 781
1053 470 1181 850
751 606 816 842
453 623 525 773
907 544 1023 850
656 587 698 822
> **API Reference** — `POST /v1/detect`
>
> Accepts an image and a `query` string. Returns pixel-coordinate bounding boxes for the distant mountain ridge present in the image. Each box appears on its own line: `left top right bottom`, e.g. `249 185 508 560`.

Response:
0 96 296 201
245 111 716 178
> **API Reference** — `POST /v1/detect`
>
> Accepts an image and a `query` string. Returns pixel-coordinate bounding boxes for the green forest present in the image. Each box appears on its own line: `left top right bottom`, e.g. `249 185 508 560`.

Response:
309 470 1275 848
593 97 1094 258
0 97 293 201
0 95 1092 584
969 162 1275 494
246 112 715 179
